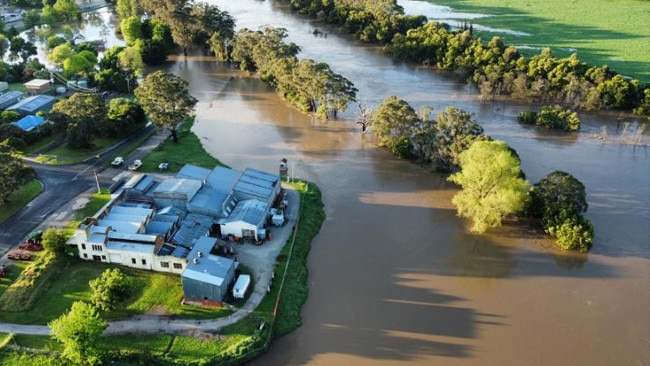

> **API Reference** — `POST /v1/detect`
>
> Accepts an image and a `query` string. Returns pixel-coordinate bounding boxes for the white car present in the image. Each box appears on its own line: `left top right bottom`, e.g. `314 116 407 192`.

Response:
128 160 143 171
111 157 124 166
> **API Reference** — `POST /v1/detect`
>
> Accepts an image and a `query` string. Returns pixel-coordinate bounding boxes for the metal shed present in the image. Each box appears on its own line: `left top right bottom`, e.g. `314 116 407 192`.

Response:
176 164 211 181
219 199 269 241
6 95 57 116
0 91 24 110
11 115 45 131
152 178 202 209
181 237 236 305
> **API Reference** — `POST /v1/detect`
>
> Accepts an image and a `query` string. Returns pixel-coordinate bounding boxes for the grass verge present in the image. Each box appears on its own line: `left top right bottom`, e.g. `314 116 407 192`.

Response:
33 137 122 165
0 180 43 224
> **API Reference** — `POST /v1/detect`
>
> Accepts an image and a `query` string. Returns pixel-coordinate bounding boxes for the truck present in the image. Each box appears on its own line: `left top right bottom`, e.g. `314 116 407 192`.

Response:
232 274 251 299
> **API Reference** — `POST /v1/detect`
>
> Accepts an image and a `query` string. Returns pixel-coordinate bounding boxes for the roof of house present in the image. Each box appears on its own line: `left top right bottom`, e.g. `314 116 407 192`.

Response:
23 79 50 88
181 236 234 286
11 115 44 131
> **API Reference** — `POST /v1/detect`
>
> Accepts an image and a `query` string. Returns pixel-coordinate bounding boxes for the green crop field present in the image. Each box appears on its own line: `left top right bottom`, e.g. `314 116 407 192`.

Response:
425 0 650 82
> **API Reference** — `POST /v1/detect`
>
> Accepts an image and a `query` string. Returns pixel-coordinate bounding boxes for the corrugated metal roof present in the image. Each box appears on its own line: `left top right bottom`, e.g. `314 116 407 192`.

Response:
106 242 155 254
187 187 230 218
99 220 141 234
171 246 189 258
176 165 211 181
134 175 155 192
181 237 234 286
206 166 240 193
226 199 268 226
7 95 56 113
171 213 213 246
233 180 274 201
146 220 174 235
0 91 23 105
242 168 280 184
111 206 153 217
12 115 44 131
122 174 145 190
108 231 158 244
154 178 202 199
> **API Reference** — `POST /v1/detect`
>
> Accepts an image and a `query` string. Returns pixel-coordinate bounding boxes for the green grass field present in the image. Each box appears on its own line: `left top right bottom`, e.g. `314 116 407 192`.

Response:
425 0 650 82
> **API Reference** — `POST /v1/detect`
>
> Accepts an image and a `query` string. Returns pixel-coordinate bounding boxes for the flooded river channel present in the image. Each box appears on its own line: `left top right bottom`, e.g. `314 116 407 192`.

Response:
11 0 646 364
175 1 648 365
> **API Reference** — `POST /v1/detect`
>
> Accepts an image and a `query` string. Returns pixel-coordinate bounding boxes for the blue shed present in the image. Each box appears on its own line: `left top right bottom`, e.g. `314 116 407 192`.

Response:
12 115 45 132
181 236 236 306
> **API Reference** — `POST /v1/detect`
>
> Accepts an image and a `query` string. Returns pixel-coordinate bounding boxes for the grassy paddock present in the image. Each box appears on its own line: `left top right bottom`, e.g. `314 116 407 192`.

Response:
0 180 43 224
426 0 650 82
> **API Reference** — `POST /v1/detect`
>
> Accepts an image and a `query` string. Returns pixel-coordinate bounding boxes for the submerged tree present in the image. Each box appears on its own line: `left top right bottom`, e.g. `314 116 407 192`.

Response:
134 71 197 143
448 140 529 233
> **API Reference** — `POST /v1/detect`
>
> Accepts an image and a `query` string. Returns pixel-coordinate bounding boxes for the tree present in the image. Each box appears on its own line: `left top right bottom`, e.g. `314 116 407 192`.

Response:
370 95 419 149
41 228 68 254
52 0 80 21
47 42 75 67
49 301 107 366
0 144 36 203
51 94 107 148
529 171 588 219
103 97 146 137
433 106 488 172
9 37 37 64
448 140 529 233
89 268 130 311
134 71 197 143
545 210 594 252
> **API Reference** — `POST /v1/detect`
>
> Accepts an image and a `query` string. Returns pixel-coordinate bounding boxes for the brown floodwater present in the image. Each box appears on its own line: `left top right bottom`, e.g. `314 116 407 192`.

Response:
168 1 649 365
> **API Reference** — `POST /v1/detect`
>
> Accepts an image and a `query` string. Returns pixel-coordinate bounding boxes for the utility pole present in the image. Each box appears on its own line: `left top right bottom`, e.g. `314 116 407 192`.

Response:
93 169 101 193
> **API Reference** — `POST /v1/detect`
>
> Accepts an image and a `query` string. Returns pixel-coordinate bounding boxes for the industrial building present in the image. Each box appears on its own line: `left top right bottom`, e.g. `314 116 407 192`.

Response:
6 94 57 116
0 91 24 110
67 164 283 304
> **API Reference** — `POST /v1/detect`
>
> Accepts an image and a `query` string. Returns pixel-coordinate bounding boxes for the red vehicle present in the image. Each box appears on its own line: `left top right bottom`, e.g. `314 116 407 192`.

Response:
18 242 43 251
7 251 32 261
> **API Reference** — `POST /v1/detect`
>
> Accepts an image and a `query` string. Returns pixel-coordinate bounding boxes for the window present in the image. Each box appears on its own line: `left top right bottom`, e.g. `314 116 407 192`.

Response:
173 263 182 269
81 244 86 250
160 262 169 268
141 259 146 265
131 258 136 264
83 253 88 258
92 244 102 251
102 256 106 260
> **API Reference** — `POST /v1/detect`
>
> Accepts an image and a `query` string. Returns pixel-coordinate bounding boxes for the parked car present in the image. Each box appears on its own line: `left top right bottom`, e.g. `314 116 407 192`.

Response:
111 157 124 166
128 159 142 171
7 251 32 261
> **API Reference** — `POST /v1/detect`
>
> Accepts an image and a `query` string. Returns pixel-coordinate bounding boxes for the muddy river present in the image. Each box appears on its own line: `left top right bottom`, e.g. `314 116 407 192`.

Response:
173 1 650 365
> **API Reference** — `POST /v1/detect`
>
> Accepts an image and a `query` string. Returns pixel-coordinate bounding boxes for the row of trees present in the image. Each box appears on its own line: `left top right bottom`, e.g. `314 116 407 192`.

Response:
287 0 650 115
229 26 358 119
367 95 594 250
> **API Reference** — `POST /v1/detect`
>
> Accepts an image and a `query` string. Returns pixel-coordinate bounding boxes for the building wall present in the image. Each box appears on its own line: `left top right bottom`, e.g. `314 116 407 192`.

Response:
106 250 155 270
181 277 224 302
220 220 259 240
152 256 187 274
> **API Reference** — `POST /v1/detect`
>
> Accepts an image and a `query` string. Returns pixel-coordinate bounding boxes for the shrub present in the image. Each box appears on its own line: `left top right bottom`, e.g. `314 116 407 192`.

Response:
517 110 537 124
89 268 131 311
545 211 594 252
536 105 581 131
41 228 68 254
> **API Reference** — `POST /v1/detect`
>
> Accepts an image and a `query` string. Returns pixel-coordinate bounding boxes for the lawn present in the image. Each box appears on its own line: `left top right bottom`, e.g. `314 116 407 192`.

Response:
34 137 123 165
139 120 224 173
0 180 43 224
425 0 650 82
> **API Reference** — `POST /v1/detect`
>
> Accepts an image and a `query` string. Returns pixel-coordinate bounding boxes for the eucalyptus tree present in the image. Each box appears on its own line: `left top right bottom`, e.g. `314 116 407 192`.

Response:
433 106 488 172
134 71 197 143
370 95 419 150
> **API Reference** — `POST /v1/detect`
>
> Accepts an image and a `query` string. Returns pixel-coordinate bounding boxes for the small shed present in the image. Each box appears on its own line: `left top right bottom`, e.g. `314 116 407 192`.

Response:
0 91 24 110
219 199 269 241
23 79 51 94
181 236 236 306
11 115 45 132
6 95 57 116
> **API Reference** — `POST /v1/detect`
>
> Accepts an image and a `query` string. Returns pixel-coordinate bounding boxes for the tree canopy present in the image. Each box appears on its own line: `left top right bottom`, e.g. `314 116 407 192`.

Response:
50 93 108 148
448 140 529 233
89 268 130 311
49 301 107 365
0 144 36 203
134 71 197 143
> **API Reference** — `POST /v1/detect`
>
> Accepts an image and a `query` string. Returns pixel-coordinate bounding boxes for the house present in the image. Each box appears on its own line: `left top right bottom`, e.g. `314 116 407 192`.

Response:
11 115 45 132
181 236 237 306
0 91 24 110
23 79 51 94
6 95 57 116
